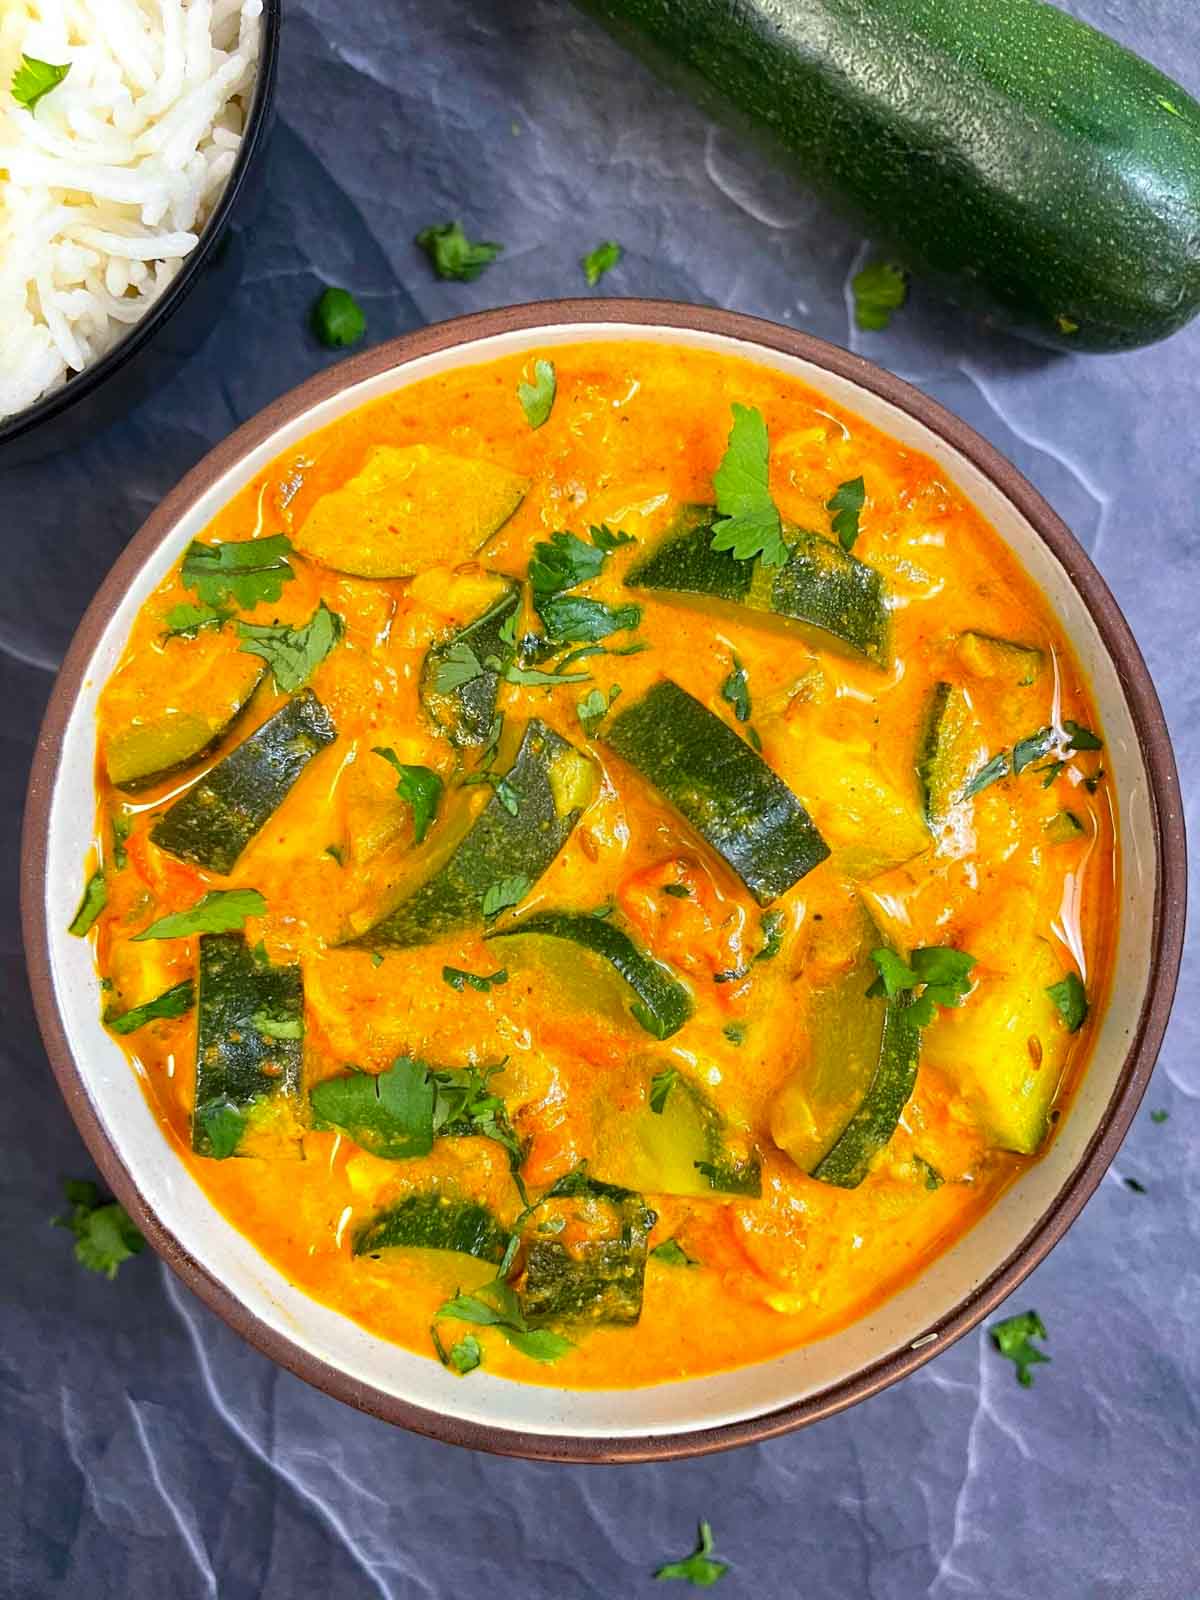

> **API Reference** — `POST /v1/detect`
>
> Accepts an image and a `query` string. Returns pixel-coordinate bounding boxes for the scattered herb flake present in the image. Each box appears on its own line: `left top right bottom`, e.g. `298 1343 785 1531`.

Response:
990 1309 1049 1388
416 221 502 282
181 534 294 610
577 685 620 736
1012 726 1056 775
722 1022 746 1046
654 1521 730 1588
649 1067 678 1114
711 403 786 568
662 883 691 900
1046 970 1088 1033
1064 720 1103 752
530 530 607 599
1124 1176 1147 1194
325 843 344 866
196 1099 245 1160
868 945 977 1028
650 1238 699 1268
582 240 622 286
518 358 556 429
588 522 635 553
69 868 107 938
12 54 70 111
442 966 509 994
482 874 531 919
53 1179 144 1280
111 812 133 871
163 601 232 639
720 654 751 723
311 286 366 348
827 475 866 551
236 600 344 692
105 981 195 1036
373 748 443 844
852 260 908 332
434 639 485 693
1150 1109 1169 1124
131 888 267 942
963 750 1010 800
755 909 785 963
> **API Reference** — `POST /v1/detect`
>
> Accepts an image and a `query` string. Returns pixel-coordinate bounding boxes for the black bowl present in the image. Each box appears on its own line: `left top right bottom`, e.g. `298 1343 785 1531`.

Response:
0 0 281 467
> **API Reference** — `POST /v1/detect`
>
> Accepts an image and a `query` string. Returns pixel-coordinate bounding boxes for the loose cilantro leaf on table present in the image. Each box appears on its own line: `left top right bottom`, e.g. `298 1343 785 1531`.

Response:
181 534 294 610
852 260 908 331
311 286 365 348
827 475 866 551
482 874 531 919
582 240 622 286
654 1521 730 1587
442 966 508 994
132 888 267 942
990 1309 1049 1388
720 654 751 723
1124 1176 1147 1194
236 600 343 692
68 868 107 937
518 358 556 429
372 748 443 844
416 221 502 282
868 945 976 1027
432 1325 484 1374
1150 1109 1170 1124
163 601 232 639
538 596 641 643
1046 970 1088 1033
711 403 787 568
105 981 195 1036
53 1179 144 1281
649 1067 678 1114
12 54 70 110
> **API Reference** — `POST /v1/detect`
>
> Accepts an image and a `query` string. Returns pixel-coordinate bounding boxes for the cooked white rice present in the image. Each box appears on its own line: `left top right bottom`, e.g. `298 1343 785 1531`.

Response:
0 0 262 422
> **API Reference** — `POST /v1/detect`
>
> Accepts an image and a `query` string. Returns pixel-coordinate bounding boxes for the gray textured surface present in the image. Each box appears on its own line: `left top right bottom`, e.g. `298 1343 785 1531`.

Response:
2 3 1197 1596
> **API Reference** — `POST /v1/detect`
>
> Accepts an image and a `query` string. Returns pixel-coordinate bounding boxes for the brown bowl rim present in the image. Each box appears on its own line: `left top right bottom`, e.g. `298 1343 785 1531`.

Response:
20 298 1187 1463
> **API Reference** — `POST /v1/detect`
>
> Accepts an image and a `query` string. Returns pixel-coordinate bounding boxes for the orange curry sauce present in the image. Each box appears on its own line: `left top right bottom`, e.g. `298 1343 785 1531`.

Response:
88 342 1116 1388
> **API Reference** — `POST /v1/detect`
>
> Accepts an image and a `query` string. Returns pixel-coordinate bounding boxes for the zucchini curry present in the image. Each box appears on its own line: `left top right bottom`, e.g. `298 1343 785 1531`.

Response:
77 342 1115 1387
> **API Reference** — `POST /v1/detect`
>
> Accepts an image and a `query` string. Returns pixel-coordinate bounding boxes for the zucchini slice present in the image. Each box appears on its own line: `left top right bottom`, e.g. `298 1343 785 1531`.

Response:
772 953 921 1189
420 581 520 748
773 730 928 877
151 690 336 874
295 444 528 577
344 719 596 949
519 1170 656 1328
597 1068 761 1197
602 678 829 905
918 682 986 826
104 637 265 791
956 632 1044 687
486 910 693 1039
626 504 890 665
353 1194 509 1264
193 933 304 1160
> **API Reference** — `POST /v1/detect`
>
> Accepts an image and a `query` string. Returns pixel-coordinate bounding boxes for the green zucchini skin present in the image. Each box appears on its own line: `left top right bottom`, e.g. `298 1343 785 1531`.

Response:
809 996 922 1188
346 720 593 949
520 1172 656 1328
421 583 521 748
579 0 1200 352
193 933 303 1159
353 1195 508 1263
603 678 829 905
626 505 889 665
486 910 693 1039
151 691 336 874
918 682 978 826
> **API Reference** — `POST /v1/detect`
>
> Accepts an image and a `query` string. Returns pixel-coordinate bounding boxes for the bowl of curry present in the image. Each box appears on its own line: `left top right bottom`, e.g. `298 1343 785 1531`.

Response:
23 301 1185 1460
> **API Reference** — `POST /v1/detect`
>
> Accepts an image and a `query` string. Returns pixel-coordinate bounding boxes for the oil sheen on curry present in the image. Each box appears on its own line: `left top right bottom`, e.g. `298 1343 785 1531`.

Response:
81 342 1116 1389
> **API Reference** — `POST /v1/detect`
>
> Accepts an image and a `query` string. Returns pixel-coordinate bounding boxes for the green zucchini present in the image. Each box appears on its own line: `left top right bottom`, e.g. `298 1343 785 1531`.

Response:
193 933 303 1160
1045 810 1086 845
918 683 985 827
152 691 336 874
956 632 1044 688
578 0 1200 352
353 1195 509 1264
421 581 520 748
603 678 829 904
772 952 921 1188
626 504 889 665
105 646 265 792
485 910 693 1039
519 1170 656 1328
344 720 596 949
598 1068 761 1197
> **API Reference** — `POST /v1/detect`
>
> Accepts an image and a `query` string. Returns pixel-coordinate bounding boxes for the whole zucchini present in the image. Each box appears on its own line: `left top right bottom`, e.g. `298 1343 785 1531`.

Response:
579 0 1200 351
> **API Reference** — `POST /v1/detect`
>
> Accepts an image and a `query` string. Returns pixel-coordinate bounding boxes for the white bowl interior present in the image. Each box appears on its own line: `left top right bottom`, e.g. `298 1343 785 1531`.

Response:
43 323 1155 1440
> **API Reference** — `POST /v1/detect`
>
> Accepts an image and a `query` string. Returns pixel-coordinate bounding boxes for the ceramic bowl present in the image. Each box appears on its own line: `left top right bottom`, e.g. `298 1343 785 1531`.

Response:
21 302 1186 1461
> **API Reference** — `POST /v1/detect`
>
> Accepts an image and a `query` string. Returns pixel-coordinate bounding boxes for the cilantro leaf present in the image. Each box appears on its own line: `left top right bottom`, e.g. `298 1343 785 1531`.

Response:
310 1058 436 1159
852 261 908 332
111 811 132 870
181 534 294 610
311 286 366 348
372 748 443 844
529 531 607 600
827 475 866 551
655 1521 730 1587
69 868 107 937
990 1309 1050 1388
518 359 556 429
442 966 509 994
482 874 531 919
755 909 785 963
577 684 620 736
105 981 195 1036
436 1277 574 1363
649 1067 678 1114
588 523 635 552
650 1237 699 1268
662 883 691 899
416 221 502 282
132 888 267 942
538 596 642 643
12 54 70 111
53 1178 144 1281
711 403 787 568
720 654 751 723
1046 970 1088 1033
163 602 232 639
432 1325 484 1375
867 945 976 1027
196 1099 245 1160
582 240 622 286
434 639 485 693
500 661 592 686
722 1021 746 1046
1064 720 1103 752
962 750 1010 800
236 601 343 692
1011 726 1056 774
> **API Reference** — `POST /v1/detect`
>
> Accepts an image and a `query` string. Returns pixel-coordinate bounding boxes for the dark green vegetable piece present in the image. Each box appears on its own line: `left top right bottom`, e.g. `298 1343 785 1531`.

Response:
578 0 1200 353
1046 970 1089 1033
69 868 107 937
582 240 623 285
193 933 303 1159
809 996 922 1188
311 286 365 348
603 678 829 904
421 583 521 748
353 1195 508 1263
53 1179 144 1281
151 691 336 874
181 534 294 609
626 504 888 665
487 910 693 1038
132 888 266 942
105 980 195 1036
520 1170 656 1328
344 720 594 949
991 1309 1050 1387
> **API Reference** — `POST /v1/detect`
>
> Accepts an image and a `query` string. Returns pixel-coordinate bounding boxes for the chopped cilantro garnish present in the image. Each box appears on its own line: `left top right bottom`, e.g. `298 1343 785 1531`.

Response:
654 1521 730 1587
432 1326 484 1375
310 1058 436 1158
196 1099 246 1160
105 981 195 1036
720 654 751 723
990 1309 1049 1388
68 868 107 937
518 358 556 429
868 945 976 1027
755 909 785 962
325 843 344 866
588 522 635 552
649 1067 678 1114
372 748 442 844
434 639 485 693
582 240 622 286
482 874 531 919
53 1179 144 1280
111 811 133 871
311 287 366 349
529 531 608 599
710 403 787 568
1012 726 1056 774
131 888 266 942
577 684 620 735
163 601 232 639
852 260 908 332
436 1277 573 1363
12 55 70 111
650 1238 699 1268
181 534 294 610
236 601 343 692
538 595 642 643
1046 970 1088 1033
962 750 1011 800
722 1021 746 1046
827 476 866 551
442 966 509 994
662 883 691 900
416 221 502 282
